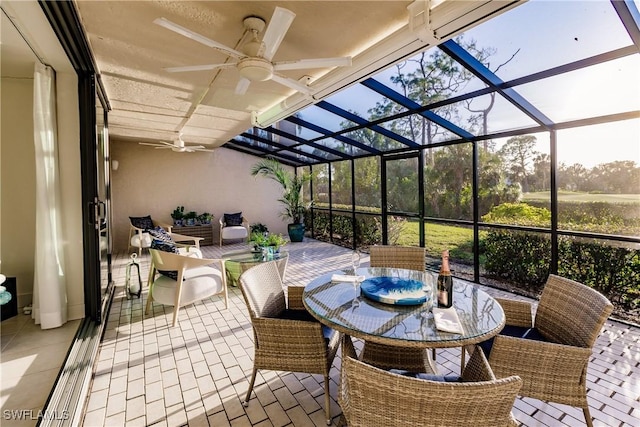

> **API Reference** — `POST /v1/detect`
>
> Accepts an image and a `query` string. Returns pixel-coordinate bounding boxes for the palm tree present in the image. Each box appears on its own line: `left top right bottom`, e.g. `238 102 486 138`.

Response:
250 158 311 225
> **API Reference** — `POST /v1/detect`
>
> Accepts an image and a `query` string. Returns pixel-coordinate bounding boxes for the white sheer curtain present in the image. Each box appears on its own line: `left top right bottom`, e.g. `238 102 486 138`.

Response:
32 63 67 329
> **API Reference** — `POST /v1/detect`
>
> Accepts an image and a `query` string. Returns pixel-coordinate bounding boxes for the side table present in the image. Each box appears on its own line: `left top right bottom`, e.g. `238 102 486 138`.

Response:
222 249 289 286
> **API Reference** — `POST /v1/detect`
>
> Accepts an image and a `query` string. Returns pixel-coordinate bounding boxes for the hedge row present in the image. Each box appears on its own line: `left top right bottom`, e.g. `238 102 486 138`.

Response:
307 206 405 247
483 229 640 313
526 200 640 235
307 202 639 315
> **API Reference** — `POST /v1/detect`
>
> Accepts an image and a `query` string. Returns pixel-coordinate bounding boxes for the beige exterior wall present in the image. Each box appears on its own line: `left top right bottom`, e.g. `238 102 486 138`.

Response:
0 73 84 319
110 141 291 251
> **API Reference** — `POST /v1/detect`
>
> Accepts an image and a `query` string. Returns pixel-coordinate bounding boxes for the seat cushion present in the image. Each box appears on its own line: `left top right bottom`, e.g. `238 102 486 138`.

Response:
130 232 153 248
130 215 154 230
389 369 462 382
223 212 243 226
479 324 531 357
280 309 336 340
177 246 203 258
522 327 547 342
151 266 224 307
222 226 248 240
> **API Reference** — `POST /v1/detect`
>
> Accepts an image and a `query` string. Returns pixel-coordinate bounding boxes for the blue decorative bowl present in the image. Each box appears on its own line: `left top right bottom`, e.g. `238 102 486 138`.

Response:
360 276 427 305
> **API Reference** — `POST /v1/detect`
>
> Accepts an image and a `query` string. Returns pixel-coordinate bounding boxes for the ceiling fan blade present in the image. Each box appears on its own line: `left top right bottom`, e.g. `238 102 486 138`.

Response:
164 63 236 73
139 141 172 147
271 73 311 95
154 17 245 59
273 56 351 71
261 7 296 61
194 148 216 153
235 77 251 95
274 56 352 71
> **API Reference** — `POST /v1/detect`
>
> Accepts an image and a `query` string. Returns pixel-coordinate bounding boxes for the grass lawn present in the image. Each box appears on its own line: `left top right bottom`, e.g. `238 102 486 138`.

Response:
393 191 639 264
524 191 640 204
397 220 477 263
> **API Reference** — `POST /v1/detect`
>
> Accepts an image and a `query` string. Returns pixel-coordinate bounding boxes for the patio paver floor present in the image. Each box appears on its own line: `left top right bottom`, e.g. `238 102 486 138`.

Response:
83 239 640 426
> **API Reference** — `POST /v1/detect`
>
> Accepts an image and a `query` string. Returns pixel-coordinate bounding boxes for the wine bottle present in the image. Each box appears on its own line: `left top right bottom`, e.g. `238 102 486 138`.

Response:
437 250 453 308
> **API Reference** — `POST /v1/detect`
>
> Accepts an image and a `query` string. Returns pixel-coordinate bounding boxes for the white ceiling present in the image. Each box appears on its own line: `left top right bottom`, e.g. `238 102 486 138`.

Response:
2 1 524 149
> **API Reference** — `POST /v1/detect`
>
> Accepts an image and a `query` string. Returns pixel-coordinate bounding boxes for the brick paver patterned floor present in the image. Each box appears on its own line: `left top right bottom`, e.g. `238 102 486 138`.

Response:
82 239 640 427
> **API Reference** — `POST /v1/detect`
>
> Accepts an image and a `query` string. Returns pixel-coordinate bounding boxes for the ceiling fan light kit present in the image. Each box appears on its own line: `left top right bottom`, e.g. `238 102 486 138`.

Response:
238 57 273 81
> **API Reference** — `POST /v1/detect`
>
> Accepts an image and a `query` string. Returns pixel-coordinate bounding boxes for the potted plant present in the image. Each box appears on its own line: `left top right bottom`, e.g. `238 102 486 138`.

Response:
250 223 269 235
171 206 185 226
184 211 197 226
250 232 287 252
251 159 311 242
198 212 213 225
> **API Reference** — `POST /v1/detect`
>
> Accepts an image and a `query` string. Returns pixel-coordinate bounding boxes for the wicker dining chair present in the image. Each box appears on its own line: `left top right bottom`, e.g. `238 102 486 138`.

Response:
486 274 613 427
339 336 522 427
362 245 432 372
239 261 341 425
369 245 426 271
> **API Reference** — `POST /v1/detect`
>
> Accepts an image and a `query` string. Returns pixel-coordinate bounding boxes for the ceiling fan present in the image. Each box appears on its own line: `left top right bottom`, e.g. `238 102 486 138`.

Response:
139 134 215 153
154 7 352 95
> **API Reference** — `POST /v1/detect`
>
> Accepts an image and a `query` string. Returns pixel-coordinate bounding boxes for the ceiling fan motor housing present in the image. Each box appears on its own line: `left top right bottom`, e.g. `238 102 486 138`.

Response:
238 57 273 81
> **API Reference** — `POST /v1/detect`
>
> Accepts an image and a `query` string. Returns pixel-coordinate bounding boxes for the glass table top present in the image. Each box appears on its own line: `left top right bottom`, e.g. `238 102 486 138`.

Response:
303 267 505 348
222 248 288 263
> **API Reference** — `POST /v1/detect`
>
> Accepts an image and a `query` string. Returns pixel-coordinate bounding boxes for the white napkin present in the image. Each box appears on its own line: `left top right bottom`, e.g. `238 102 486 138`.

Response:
331 274 365 283
432 307 464 334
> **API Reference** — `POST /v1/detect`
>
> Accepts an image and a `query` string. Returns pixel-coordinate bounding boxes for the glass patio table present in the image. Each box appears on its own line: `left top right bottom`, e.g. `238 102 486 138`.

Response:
302 267 505 357
222 248 288 286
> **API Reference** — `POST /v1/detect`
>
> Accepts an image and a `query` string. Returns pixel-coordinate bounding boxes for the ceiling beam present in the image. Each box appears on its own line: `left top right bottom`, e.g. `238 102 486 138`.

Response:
439 39 555 130
361 78 474 140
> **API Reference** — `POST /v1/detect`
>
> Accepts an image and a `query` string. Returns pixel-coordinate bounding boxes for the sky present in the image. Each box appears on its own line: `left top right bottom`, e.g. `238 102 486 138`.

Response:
299 0 640 170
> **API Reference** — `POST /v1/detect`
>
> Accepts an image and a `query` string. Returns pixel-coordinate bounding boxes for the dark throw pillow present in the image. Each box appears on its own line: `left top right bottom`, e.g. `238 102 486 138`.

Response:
151 238 179 281
148 226 173 243
224 212 243 226
130 215 154 231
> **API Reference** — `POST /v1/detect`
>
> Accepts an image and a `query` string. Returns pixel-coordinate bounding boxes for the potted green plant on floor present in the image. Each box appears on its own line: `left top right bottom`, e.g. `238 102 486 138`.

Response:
251 159 311 242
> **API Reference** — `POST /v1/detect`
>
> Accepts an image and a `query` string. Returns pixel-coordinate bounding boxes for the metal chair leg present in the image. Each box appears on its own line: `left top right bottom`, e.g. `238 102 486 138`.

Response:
244 368 258 407
324 374 331 425
583 406 594 427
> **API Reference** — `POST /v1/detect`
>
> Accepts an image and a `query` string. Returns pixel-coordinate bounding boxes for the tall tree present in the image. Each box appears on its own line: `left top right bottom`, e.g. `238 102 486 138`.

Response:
498 135 539 192
531 153 551 191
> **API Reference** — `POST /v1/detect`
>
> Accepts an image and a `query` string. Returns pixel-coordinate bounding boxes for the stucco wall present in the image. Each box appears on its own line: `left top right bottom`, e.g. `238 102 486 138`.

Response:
1 78 36 309
110 141 290 252
0 74 84 319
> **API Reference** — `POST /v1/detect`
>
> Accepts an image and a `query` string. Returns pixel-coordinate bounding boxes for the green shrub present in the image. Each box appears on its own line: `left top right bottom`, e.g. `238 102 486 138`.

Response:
558 238 640 312
482 202 550 226
482 230 550 292
527 200 640 235
483 229 640 313
307 204 404 249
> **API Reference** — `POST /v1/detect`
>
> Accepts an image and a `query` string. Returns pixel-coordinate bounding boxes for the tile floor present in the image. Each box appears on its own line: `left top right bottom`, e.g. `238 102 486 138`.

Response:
1 311 81 426
58 240 640 425
5 240 640 427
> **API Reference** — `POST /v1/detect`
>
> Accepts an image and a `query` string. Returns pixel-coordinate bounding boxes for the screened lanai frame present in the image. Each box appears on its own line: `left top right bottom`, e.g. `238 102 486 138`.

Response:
224 0 640 285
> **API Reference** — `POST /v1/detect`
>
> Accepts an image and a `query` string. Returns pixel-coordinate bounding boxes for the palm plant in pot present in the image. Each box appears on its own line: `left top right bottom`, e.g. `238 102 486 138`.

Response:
251 159 311 242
